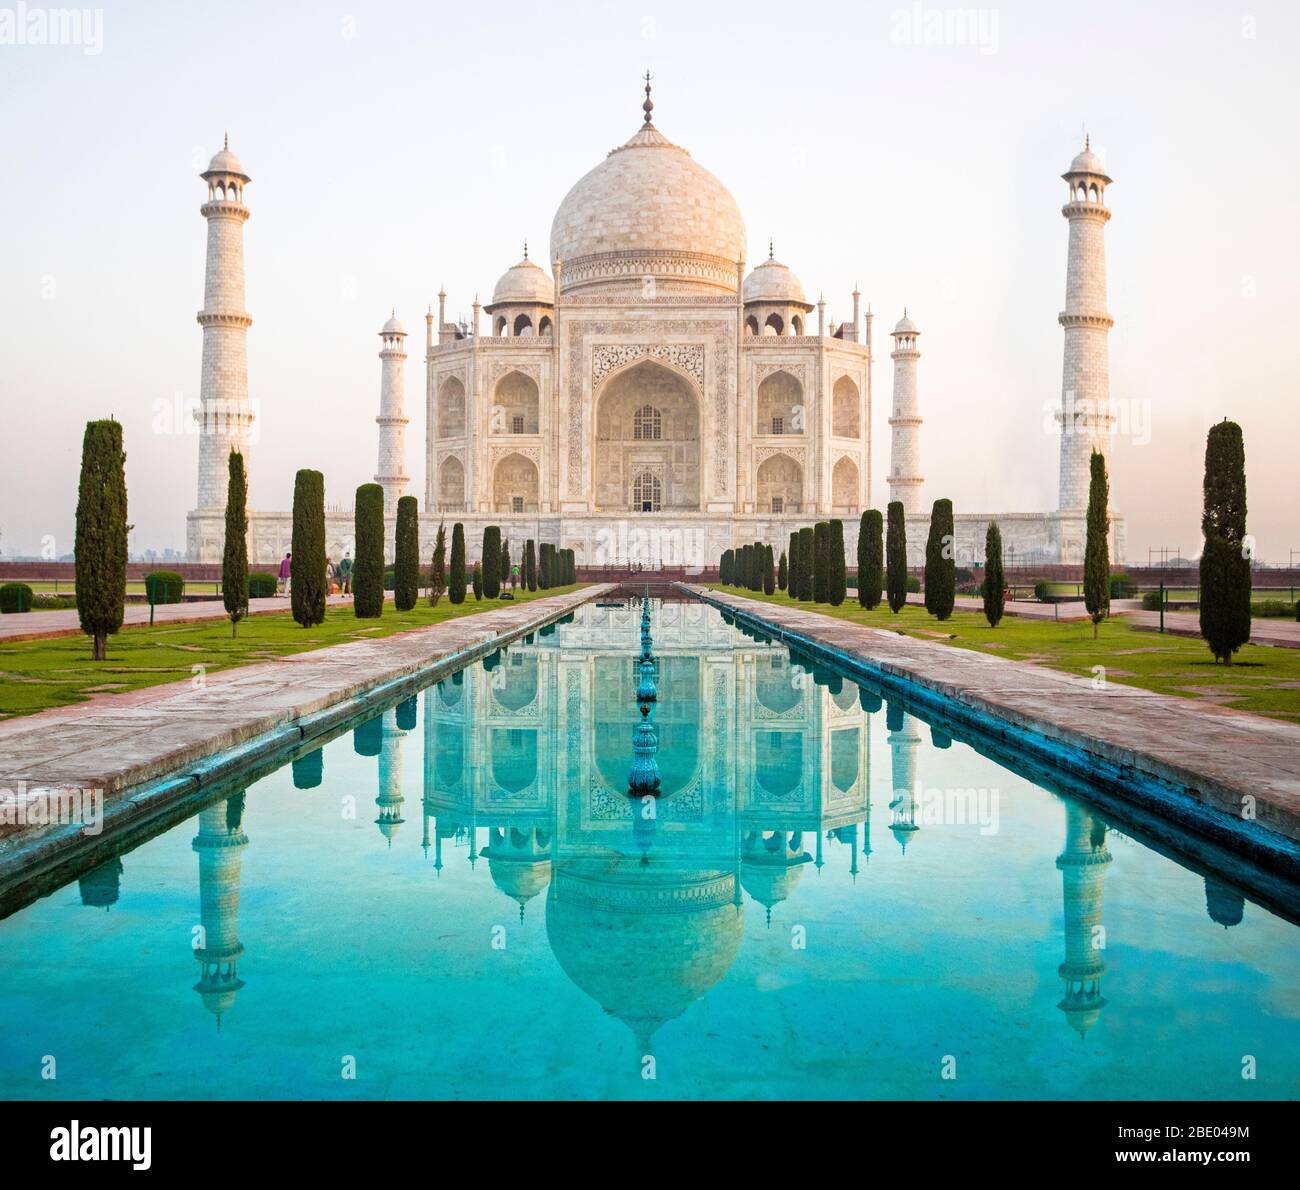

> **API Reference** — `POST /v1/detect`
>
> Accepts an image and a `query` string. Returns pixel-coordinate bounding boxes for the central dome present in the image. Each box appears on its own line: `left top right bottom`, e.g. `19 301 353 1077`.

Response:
549 117 747 297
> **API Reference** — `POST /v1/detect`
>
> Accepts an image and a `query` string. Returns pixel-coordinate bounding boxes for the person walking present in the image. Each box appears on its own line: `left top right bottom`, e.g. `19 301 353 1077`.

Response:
339 552 353 595
278 551 292 597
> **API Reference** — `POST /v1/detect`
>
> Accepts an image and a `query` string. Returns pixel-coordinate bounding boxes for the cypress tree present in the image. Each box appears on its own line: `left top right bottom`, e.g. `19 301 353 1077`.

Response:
353 483 385 618
737 544 748 590
524 538 537 591
394 495 420 611
797 527 814 601
75 418 128 661
787 531 800 598
828 519 847 606
720 549 733 586
482 525 502 598
427 520 447 606
566 549 576 584
886 501 907 614
777 550 788 591
923 498 955 621
763 544 776 594
1083 452 1110 640
501 538 512 589
858 509 883 610
813 522 831 603
291 469 327 627
539 543 552 589
449 522 467 604
472 561 483 599
222 449 248 637
983 521 1005 627
750 541 763 591
1199 421 1251 663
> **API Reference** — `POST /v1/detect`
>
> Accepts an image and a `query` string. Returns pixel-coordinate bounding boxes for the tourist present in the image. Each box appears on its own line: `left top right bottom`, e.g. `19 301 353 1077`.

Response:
278 551 292 597
325 556 337 594
339 552 353 595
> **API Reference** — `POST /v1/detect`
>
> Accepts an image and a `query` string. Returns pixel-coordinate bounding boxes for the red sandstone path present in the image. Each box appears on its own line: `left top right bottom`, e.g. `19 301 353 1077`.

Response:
0 593 356 643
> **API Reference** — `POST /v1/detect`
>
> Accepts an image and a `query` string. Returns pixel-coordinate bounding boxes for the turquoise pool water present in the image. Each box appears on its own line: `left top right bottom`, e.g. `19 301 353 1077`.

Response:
1 598 1297 1100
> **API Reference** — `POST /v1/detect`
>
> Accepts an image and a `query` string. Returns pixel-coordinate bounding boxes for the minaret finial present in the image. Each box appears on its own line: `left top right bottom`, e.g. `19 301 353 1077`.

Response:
523 239 528 260
1085 131 1090 150
768 238 774 261
223 131 228 151
642 70 654 125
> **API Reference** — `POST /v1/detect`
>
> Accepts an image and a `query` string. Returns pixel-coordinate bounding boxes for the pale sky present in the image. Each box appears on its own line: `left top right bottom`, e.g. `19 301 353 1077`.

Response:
1 0 1296 562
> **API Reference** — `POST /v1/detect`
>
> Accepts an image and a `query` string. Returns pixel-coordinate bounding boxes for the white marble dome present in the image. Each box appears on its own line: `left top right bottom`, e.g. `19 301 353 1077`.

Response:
490 255 554 306
549 121 746 295
1066 143 1110 180
743 255 808 306
381 312 405 335
203 139 248 180
893 311 919 334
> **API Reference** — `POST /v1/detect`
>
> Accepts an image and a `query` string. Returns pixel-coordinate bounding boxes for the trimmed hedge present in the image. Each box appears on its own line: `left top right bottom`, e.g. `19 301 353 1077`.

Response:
923 498 955 621
291 469 327 627
449 523 467 603
144 570 185 604
0 583 34 614
885 502 907 613
394 495 420 611
353 483 385 618
248 572 278 598
75 418 128 660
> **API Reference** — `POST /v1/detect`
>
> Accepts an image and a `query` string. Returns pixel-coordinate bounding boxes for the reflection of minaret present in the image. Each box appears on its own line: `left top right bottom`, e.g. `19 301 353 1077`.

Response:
1056 803 1112 1038
192 792 249 1027
78 856 123 909
886 705 920 851
375 708 407 846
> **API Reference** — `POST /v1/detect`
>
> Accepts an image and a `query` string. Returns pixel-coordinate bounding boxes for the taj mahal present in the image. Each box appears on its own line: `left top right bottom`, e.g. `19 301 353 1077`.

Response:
186 78 1125 567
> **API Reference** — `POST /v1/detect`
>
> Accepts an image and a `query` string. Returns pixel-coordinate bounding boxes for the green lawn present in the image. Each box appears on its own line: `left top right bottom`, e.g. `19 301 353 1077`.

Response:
708 586 1300 724
0 585 583 720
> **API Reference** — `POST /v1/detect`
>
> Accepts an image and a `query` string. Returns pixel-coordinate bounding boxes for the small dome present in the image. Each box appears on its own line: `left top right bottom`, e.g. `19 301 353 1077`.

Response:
743 254 808 306
893 310 918 334
489 256 554 307
203 136 249 180
381 311 405 336
1064 139 1111 182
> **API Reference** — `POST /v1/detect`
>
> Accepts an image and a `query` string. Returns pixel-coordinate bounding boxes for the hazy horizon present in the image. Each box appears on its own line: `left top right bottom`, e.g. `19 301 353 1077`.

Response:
2 0 1296 563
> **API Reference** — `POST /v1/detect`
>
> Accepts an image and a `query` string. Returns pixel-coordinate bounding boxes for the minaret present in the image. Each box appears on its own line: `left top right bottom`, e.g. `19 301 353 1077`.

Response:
195 135 255 513
192 792 249 1027
888 311 923 514
375 311 410 512
1056 137 1116 512
1056 802 1112 1038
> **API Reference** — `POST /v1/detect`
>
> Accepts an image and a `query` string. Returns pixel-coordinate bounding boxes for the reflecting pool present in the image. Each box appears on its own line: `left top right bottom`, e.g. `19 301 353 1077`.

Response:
1 599 1297 1100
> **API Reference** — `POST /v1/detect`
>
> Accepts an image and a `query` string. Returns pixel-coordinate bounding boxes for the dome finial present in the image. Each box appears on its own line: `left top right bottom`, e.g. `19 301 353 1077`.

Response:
768 238 774 261
642 69 654 126
523 239 529 260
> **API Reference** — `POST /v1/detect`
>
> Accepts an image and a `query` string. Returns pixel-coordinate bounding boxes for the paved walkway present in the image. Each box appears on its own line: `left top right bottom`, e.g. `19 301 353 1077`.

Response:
0 587 607 869
0 593 356 643
688 586 1300 850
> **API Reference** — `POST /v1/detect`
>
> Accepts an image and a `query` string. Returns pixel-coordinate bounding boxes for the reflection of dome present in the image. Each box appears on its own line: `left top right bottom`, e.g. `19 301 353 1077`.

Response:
546 862 743 1051
741 833 812 925
549 111 746 295
490 255 554 306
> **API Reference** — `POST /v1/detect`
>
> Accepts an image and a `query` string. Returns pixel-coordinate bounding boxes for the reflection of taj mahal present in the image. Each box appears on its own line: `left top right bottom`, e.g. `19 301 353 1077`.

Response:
126 600 1255 1044
186 79 1124 565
